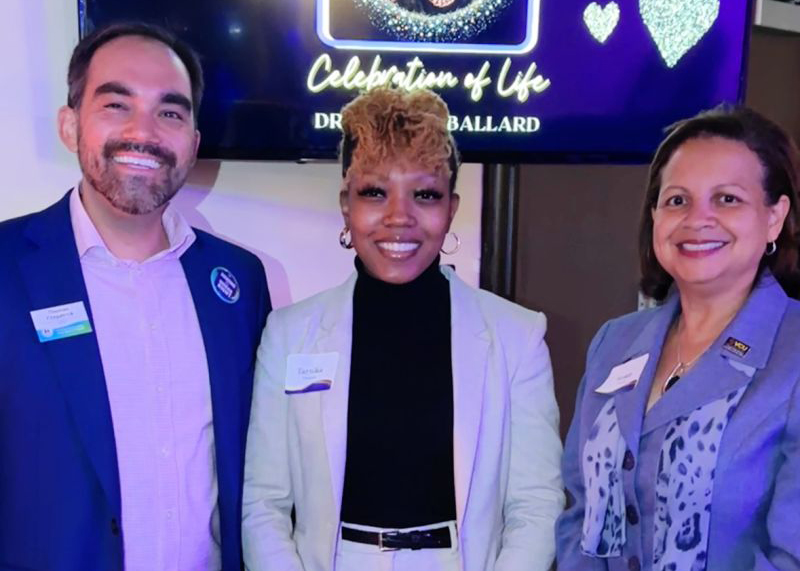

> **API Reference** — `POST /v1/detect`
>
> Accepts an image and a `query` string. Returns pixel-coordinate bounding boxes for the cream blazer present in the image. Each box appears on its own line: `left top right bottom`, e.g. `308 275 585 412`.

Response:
242 266 564 571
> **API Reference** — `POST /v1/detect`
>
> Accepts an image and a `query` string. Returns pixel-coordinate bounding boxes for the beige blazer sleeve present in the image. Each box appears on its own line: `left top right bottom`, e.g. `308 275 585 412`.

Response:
494 312 565 571
242 311 305 571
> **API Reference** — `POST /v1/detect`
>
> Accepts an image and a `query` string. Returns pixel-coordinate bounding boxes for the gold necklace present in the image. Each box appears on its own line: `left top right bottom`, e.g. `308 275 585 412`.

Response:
660 321 711 395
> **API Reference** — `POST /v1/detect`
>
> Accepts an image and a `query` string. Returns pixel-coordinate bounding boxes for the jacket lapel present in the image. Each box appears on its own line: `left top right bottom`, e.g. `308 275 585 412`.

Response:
180 237 245 531
311 267 490 529
642 272 788 436
17 191 121 514
611 295 679 453
314 274 358 516
445 268 490 529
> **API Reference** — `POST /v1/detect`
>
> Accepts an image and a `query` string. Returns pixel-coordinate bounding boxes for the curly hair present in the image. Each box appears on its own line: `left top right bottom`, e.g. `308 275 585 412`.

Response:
340 87 460 191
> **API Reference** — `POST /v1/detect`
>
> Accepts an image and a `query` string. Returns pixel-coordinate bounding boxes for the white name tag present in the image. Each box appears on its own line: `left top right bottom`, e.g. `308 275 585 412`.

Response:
30 301 93 343
595 353 649 394
285 352 339 394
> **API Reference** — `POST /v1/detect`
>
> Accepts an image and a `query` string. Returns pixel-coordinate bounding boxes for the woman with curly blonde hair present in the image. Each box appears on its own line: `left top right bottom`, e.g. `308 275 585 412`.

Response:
242 87 564 571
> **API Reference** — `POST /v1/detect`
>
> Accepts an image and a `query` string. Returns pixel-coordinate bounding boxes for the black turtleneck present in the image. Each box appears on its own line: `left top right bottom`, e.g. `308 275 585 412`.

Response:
340 257 456 528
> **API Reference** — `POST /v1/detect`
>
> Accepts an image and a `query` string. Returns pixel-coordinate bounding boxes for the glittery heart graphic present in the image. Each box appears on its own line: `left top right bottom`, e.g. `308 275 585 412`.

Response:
583 2 620 44
639 0 719 67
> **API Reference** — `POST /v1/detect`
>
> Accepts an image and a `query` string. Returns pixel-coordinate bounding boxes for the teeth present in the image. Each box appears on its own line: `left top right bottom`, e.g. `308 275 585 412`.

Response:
681 241 724 252
113 155 160 169
377 242 419 252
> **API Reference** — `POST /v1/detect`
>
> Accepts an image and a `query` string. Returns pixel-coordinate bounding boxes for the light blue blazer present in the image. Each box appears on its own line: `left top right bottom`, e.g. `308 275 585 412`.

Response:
556 272 800 571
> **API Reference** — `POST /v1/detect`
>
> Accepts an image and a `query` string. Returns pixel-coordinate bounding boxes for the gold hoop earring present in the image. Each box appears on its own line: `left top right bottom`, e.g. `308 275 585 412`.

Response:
339 227 353 250
440 232 461 255
766 241 777 256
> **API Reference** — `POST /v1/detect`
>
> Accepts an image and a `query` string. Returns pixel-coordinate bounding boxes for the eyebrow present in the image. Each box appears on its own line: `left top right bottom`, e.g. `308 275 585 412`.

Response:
93 81 131 98
660 182 749 195
161 92 192 113
93 82 192 113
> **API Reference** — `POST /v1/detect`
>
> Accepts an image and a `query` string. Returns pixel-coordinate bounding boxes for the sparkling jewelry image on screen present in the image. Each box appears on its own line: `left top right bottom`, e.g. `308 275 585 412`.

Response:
317 0 541 54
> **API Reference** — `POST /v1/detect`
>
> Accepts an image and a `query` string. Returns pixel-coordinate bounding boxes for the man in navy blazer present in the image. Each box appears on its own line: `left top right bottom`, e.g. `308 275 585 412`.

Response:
0 23 270 570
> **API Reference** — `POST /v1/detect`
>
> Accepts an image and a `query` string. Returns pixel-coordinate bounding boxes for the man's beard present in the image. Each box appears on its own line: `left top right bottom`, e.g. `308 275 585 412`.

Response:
79 138 190 215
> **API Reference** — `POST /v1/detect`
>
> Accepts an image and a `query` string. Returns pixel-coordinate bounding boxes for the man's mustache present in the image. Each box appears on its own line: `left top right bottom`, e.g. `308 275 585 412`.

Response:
102 140 177 168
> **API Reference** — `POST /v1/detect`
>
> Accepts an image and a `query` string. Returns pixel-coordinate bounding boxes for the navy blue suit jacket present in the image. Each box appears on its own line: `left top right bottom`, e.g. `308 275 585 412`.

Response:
0 191 270 570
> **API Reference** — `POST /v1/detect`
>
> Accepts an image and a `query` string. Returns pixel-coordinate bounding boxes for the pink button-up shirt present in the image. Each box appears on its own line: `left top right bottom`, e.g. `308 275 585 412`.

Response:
70 189 221 571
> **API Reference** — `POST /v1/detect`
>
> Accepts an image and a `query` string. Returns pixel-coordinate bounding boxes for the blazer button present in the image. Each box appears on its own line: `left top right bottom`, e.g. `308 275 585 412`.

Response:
110 518 120 536
622 450 635 471
628 556 641 571
626 504 639 525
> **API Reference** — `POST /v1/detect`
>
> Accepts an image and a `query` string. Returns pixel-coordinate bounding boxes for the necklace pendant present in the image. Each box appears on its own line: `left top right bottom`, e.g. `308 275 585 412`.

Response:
664 374 681 393
661 361 685 395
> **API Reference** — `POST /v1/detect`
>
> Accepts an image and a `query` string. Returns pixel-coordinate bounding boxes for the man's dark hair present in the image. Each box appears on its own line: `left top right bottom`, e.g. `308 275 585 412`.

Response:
67 22 204 122
639 106 800 300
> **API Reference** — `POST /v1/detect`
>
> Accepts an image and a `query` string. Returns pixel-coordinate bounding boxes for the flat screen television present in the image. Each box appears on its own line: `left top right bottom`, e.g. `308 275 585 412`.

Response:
80 0 752 163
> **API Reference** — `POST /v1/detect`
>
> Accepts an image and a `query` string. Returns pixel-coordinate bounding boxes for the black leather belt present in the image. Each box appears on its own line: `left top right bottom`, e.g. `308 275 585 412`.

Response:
341 525 452 550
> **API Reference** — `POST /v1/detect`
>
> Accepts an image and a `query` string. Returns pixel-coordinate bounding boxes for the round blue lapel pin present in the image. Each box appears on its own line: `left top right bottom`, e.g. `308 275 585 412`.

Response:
210 267 240 304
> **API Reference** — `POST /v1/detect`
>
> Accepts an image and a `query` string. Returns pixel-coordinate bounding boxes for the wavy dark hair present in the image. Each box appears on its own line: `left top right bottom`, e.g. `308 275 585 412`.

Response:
639 106 800 300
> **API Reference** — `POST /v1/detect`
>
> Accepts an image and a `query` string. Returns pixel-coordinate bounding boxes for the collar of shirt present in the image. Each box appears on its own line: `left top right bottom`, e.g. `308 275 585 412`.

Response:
69 186 196 265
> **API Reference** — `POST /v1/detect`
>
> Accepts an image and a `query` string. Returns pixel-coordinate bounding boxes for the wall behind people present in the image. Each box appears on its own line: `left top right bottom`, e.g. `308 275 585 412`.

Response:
0 0 482 309
517 26 800 436
746 28 800 143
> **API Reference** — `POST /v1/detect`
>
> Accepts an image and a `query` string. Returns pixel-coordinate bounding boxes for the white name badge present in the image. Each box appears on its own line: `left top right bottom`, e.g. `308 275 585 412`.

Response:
285 352 339 394
595 353 649 394
30 301 93 343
